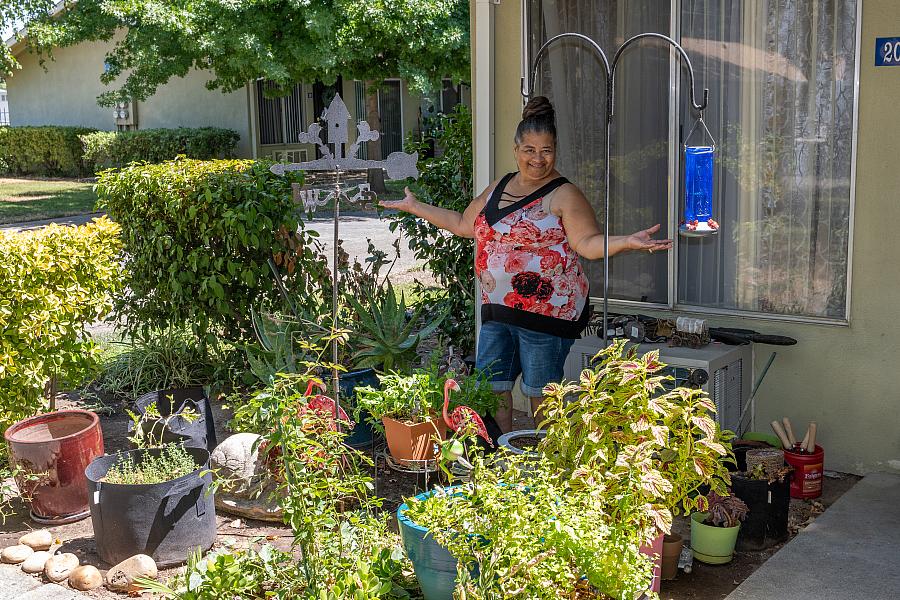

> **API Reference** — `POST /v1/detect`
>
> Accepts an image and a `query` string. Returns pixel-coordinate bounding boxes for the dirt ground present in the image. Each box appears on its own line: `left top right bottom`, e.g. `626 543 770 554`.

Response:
1 394 860 599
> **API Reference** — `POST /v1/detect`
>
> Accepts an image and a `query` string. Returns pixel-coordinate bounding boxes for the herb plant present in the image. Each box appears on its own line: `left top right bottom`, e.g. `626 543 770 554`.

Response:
354 367 498 434
103 444 198 486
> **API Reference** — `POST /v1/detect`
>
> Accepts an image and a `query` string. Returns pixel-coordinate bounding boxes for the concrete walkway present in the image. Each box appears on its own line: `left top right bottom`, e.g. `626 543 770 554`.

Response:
0 564 87 599
726 472 900 600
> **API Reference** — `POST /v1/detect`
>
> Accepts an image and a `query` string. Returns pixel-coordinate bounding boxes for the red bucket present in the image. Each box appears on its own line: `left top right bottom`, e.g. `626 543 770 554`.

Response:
784 445 824 499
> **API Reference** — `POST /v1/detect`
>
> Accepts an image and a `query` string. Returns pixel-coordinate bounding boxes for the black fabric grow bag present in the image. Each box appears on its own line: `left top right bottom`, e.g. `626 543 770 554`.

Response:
85 447 216 567
132 387 217 451
732 474 791 551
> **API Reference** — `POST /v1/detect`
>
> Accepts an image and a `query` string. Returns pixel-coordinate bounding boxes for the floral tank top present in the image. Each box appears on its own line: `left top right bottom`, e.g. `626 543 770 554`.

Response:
475 173 590 339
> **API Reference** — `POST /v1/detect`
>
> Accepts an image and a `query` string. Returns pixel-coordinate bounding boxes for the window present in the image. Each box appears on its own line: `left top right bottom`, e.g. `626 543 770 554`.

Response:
525 0 857 320
256 80 304 146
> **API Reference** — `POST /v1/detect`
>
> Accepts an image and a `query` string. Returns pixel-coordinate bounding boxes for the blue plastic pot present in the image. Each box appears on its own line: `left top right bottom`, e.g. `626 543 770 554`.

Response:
340 368 379 449
398 490 460 600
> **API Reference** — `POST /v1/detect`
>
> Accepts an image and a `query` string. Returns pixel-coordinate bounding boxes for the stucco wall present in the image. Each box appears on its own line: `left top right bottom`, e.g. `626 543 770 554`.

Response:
135 71 252 157
478 0 900 475
7 39 116 130
7 38 252 157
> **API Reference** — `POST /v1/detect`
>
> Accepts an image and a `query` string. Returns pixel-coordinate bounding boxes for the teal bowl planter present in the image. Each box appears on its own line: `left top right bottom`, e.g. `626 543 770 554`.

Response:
690 512 741 564
397 491 460 600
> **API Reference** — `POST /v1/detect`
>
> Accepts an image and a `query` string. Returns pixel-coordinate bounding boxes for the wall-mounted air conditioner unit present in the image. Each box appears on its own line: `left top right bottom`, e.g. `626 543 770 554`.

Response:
563 338 752 435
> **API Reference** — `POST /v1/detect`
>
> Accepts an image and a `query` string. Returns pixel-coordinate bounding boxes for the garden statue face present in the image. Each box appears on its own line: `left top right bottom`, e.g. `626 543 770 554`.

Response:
514 131 556 183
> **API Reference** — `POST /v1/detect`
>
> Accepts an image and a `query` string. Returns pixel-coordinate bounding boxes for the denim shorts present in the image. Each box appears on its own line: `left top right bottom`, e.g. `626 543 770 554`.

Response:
475 321 576 398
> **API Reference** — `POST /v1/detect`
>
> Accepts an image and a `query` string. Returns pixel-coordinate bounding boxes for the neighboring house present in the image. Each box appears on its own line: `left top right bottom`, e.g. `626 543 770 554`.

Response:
0 84 9 125
3 34 466 159
471 0 900 476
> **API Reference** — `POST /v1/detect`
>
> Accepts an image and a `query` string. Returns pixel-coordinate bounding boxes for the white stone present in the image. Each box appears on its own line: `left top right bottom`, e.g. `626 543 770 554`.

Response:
44 552 79 582
210 433 282 521
69 565 104 591
106 554 157 592
1 544 33 564
18 530 53 551
20 550 52 573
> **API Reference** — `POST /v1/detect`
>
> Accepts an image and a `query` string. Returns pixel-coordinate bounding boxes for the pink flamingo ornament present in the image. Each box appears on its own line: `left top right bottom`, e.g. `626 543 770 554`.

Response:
300 380 353 430
443 379 493 447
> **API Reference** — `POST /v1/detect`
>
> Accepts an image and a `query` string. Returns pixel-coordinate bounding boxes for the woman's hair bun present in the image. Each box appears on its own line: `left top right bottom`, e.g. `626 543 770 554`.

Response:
522 96 555 122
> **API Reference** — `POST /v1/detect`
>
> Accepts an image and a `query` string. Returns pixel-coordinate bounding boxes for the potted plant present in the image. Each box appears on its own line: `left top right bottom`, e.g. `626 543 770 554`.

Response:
538 340 735 591
355 371 446 465
732 459 792 550
355 368 498 466
84 402 216 566
400 450 659 599
4 409 104 524
690 491 749 564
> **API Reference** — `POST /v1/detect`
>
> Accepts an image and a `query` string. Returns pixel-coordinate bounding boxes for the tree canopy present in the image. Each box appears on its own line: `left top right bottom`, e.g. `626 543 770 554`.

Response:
1 1 469 105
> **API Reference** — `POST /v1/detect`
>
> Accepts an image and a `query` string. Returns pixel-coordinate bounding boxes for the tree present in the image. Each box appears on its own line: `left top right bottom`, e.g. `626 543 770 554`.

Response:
1 1 469 106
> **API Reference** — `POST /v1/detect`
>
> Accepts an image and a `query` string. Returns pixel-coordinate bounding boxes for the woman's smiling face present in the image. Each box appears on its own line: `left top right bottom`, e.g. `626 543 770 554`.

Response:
515 131 556 182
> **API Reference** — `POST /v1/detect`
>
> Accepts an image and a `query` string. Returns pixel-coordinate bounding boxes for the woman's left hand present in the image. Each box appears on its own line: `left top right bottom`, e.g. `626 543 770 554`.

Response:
625 224 673 254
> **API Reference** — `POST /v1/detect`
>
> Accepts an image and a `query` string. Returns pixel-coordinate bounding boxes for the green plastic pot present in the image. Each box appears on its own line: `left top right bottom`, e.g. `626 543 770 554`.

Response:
690 512 740 565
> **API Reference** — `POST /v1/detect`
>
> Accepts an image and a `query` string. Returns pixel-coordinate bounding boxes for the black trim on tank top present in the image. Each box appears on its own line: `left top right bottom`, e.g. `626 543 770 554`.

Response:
483 172 570 227
481 301 592 339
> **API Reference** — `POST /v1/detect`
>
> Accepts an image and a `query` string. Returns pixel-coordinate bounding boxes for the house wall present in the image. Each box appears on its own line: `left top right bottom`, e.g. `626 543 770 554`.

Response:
7 38 252 157
474 0 900 476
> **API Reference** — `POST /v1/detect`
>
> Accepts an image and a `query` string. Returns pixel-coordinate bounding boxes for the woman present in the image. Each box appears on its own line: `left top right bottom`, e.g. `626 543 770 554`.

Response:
381 96 671 432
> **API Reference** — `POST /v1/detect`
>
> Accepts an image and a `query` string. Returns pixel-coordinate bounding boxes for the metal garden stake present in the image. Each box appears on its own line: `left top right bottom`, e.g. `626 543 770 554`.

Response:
270 94 420 423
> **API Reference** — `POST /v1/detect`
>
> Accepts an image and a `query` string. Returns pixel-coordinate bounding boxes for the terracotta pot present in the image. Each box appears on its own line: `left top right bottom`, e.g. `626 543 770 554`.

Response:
661 533 683 580
5 410 104 524
382 416 445 465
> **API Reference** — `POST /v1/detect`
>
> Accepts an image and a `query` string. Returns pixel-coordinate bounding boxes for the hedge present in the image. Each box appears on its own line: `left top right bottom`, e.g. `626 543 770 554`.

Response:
0 126 97 177
0 217 122 439
81 127 240 171
95 158 320 346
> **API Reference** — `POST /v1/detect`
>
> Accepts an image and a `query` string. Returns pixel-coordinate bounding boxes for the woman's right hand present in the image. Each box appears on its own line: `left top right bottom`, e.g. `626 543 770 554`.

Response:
379 186 420 214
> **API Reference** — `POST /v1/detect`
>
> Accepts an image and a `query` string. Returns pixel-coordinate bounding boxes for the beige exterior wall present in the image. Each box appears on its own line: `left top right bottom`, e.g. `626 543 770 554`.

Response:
477 0 900 475
7 37 252 156
7 39 117 130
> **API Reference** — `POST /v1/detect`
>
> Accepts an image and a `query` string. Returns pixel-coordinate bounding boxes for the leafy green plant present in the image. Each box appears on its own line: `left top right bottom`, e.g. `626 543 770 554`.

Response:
0 125 97 176
345 281 446 372
136 544 304 599
540 339 734 522
80 127 239 171
388 105 475 353
95 158 318 347
354 366 498 436
103 444 198 485
404 451 657 599
97 328 215 399
127 400 200 449
0 216 122 450
703 491 749 528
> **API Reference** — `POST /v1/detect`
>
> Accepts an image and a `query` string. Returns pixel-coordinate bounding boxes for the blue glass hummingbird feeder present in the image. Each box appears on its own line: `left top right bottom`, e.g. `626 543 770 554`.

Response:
680 114 719 237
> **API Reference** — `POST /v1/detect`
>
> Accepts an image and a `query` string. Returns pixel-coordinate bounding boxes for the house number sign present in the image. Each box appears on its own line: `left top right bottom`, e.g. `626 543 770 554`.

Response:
876 37 900 66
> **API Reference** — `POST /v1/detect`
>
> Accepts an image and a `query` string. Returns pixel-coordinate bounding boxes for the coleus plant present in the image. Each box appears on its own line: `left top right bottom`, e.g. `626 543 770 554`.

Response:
540 339 734 537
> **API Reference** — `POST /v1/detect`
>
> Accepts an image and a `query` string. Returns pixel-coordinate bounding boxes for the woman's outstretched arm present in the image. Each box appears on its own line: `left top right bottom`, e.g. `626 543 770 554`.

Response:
555 184 673 260
379 183 493 239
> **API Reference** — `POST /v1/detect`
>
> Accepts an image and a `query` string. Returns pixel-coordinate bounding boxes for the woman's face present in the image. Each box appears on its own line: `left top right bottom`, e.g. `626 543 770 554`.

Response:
514 131 556 182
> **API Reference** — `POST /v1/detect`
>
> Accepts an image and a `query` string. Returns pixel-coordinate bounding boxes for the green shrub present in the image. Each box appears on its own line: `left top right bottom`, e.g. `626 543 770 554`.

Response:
0 216 122 440
95 158 321 347
388 105 475 353
0 125 97 177
81 127 240 171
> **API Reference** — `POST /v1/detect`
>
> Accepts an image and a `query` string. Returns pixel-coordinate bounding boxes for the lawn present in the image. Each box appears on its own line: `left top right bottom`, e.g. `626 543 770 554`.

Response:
0 178 98 224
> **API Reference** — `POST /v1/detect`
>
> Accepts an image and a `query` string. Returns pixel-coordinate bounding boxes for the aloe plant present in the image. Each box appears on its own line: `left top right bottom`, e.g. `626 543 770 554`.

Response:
346 281 446 372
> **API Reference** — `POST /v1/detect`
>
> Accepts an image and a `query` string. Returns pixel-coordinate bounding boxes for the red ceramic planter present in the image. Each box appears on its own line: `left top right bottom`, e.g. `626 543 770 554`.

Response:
4 410 104 524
